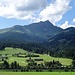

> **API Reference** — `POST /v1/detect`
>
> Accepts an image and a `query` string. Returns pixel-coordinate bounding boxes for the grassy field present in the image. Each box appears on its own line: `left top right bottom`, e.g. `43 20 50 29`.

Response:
39 54 71 65
0 47 72 66
0 72 74 75
0 47 27 55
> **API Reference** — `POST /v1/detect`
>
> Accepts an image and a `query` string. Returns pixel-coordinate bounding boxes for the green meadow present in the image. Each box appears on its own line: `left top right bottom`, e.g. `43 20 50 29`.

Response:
0 47 72 66
0 72 74 75
0 47 73 75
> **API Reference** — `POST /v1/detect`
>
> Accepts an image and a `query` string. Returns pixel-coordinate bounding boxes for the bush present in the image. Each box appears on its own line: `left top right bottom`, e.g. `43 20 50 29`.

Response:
36 69 39 72
15 69 18 72
49 69 52 72
21 69 23 72
34 59 43 61
26 69 29 72
25 55 39 57
28 62 37 66
64 69 68 72
71 69 74 72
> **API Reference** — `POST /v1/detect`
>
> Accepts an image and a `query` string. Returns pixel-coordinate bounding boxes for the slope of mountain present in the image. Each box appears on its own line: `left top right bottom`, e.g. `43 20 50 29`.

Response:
0 20 63 43
45 27 75 57
25 20 63 39
48 27 75 45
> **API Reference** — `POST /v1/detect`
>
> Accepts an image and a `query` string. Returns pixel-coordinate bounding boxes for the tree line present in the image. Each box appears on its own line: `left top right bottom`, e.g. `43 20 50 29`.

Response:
0 59 75 72
0 42 75 60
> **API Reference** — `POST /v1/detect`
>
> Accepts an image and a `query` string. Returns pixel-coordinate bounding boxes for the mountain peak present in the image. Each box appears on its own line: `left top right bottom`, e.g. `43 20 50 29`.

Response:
39 20 53 25
28 20 53 27
44 20 50 23
39 20 50 23
13 25 23 28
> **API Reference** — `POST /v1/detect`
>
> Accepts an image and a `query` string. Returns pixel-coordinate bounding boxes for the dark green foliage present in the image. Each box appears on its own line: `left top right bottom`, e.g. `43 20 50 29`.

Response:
44 60 62 69
48 69 52 72
72 55 75 60
34 59 43 61
1 60 9 69
0 45 5 50
25 55 39 57
28 62 37 66
45 27 75 58
72 60 75 67
10 61 20 69
64 69 68 72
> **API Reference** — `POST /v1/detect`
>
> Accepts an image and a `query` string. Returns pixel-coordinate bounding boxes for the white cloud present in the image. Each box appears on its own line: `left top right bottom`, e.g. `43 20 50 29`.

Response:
0 0 72 25
73 18 75 23
0 0 48 19
60 21 75 29
36 0 71 24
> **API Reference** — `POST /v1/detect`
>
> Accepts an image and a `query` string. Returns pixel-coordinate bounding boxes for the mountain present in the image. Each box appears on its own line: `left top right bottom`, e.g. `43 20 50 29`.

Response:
0 20 75 58
0 20 63 43
45 27 75 57
48 27 75 46
25 20 63 39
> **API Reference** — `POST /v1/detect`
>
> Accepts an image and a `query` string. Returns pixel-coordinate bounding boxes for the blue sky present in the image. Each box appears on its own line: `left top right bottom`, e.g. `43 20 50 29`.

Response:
0 0 75 29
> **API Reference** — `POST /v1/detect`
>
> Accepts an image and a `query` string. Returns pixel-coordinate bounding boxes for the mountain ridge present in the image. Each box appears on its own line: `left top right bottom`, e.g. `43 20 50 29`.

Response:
0 20 63 43
44 27 75 57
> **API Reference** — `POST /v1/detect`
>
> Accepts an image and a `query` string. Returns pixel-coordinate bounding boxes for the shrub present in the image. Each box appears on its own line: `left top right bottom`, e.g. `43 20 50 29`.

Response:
25 55 39 57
